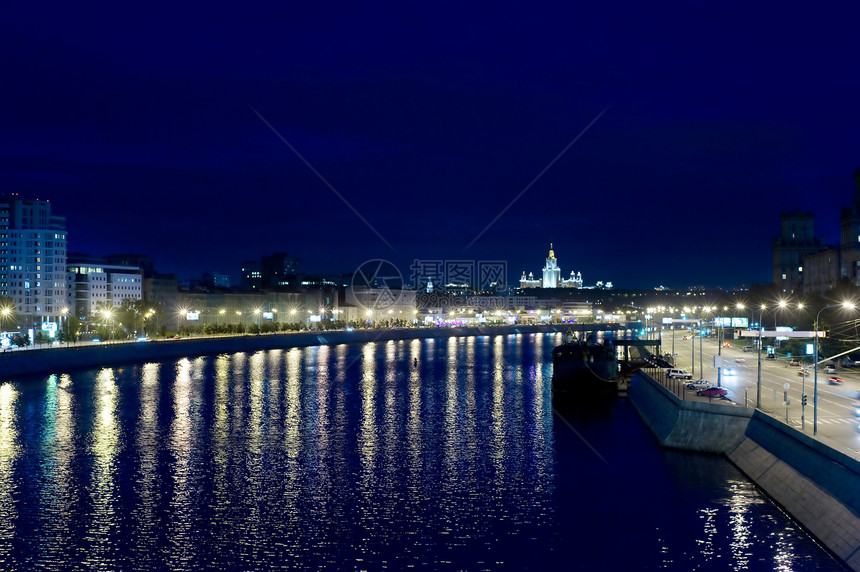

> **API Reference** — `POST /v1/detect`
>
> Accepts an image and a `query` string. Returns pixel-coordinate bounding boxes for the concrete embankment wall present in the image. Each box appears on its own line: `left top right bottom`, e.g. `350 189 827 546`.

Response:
630 371 860 570
0 324 564 380
627 371 752 453
727 415 860 570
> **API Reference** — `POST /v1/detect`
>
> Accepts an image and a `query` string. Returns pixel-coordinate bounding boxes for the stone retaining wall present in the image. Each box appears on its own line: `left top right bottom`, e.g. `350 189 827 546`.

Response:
727 415 860 570
628 370 752 453
630 371 860 570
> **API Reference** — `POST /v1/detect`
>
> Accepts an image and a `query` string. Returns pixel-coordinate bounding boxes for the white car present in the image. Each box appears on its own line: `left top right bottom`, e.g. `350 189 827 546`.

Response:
667 368 692 380
686 379 711 390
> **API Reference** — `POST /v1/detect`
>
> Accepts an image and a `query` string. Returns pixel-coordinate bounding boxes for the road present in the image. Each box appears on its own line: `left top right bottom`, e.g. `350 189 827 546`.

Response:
661 330 860 460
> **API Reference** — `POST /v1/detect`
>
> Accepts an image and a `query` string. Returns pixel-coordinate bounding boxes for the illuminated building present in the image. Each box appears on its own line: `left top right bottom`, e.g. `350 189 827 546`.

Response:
519 271 540 288
542 244 562 287
0 197 67 334
520 244 583 289
66 256 143 319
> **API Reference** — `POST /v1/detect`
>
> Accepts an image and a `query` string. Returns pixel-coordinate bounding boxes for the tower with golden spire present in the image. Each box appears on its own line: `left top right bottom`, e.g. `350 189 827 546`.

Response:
542 243 561 288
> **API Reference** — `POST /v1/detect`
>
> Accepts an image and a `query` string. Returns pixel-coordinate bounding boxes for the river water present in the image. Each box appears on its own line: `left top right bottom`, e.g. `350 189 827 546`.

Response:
0 333 845 570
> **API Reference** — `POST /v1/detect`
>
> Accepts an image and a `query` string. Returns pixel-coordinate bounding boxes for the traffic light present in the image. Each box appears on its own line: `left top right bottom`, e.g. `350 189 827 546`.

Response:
802 394 808 407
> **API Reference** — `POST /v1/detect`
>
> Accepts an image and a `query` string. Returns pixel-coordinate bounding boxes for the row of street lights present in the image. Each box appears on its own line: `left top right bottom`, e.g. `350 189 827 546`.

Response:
742 300 855 436
661 299 856 438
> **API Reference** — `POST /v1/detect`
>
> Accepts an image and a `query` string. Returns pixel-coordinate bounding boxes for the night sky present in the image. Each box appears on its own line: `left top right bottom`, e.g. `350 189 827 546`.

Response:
3 2 859 289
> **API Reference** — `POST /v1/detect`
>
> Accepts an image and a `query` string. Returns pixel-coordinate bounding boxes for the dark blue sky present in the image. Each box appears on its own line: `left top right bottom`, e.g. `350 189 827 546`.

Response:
3 2 859 289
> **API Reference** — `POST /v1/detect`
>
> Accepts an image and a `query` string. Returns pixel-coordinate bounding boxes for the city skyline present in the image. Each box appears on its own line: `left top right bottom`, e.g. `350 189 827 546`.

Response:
3 3 859 288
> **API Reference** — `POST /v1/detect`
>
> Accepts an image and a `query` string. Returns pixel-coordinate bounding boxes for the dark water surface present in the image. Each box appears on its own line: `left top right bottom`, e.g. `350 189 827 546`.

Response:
0 333 845 570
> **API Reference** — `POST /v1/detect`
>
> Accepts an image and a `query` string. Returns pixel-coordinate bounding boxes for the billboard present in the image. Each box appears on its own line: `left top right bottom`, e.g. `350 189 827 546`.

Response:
731 317 749 328
714 317 731 327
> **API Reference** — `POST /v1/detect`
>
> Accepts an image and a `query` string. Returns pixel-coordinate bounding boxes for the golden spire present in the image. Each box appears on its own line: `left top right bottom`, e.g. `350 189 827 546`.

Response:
548 242 555 259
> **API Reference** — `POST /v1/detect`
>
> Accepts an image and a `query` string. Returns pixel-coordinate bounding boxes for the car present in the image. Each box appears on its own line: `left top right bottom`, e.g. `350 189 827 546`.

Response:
788 359 800 367
824 365 837 374
686 379 711 390
735 357 745 363
697 387 728 398
666 368 693 380
798 368 811 376
828 376 845 385
743 345 754 352
765 354 776 359
722 367 735 376
722 342 731 348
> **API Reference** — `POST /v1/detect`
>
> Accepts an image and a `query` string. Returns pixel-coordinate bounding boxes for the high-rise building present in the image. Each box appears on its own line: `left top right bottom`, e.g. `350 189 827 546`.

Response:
520 244 583 289
772 212 824 294
839 169 860 286
0 197 67 334
542 244 562 288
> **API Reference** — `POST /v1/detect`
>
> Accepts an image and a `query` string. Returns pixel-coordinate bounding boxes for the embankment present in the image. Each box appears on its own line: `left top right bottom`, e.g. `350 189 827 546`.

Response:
0 324 564 380
627 370 752 453
629 371 860 570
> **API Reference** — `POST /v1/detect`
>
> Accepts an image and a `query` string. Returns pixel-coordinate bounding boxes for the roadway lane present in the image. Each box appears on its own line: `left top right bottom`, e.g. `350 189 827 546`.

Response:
661 331 860 460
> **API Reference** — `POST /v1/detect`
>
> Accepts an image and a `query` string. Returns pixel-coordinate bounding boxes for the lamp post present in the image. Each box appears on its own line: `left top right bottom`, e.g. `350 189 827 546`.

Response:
756 304 765 409
685 307 694 376
670 308 675 359
699 306 712 380
60 307 69 345
102 308 113 344
813 302 855 435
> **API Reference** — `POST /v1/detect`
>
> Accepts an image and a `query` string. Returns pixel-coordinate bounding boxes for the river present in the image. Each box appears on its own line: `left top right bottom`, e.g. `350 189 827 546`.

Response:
0 332 845 570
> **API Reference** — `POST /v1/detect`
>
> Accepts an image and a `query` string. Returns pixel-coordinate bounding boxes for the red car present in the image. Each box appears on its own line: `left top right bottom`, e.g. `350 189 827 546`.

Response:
697 387 728 398
828 377 845 385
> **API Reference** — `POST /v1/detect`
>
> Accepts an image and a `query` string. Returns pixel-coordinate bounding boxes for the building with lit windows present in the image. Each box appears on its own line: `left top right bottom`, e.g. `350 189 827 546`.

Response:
66 256 143 319
0 197 67 335
520 244 583 289
772 212 825 294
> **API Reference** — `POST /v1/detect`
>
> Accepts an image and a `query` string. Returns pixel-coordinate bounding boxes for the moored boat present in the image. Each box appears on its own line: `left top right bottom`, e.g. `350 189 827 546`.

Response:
551 329 619 396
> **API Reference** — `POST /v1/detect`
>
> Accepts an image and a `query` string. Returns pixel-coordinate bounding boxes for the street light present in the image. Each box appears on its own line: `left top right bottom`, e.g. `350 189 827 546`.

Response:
756 304 766 409
102 308 113 343
813 301 855 435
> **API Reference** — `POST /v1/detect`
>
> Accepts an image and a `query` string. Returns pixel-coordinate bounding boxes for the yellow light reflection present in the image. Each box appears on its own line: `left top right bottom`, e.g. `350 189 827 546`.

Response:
134 363 161 558
0 383 19 559
87 368 120 561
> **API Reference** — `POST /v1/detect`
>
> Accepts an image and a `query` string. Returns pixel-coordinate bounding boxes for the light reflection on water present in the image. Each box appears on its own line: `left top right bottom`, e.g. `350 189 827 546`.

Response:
0 383 19 567
0 333 846 570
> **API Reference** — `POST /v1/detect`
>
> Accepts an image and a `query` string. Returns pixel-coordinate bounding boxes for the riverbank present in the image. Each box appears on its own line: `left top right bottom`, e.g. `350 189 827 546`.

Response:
629 371 860 571
0 324 566 380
